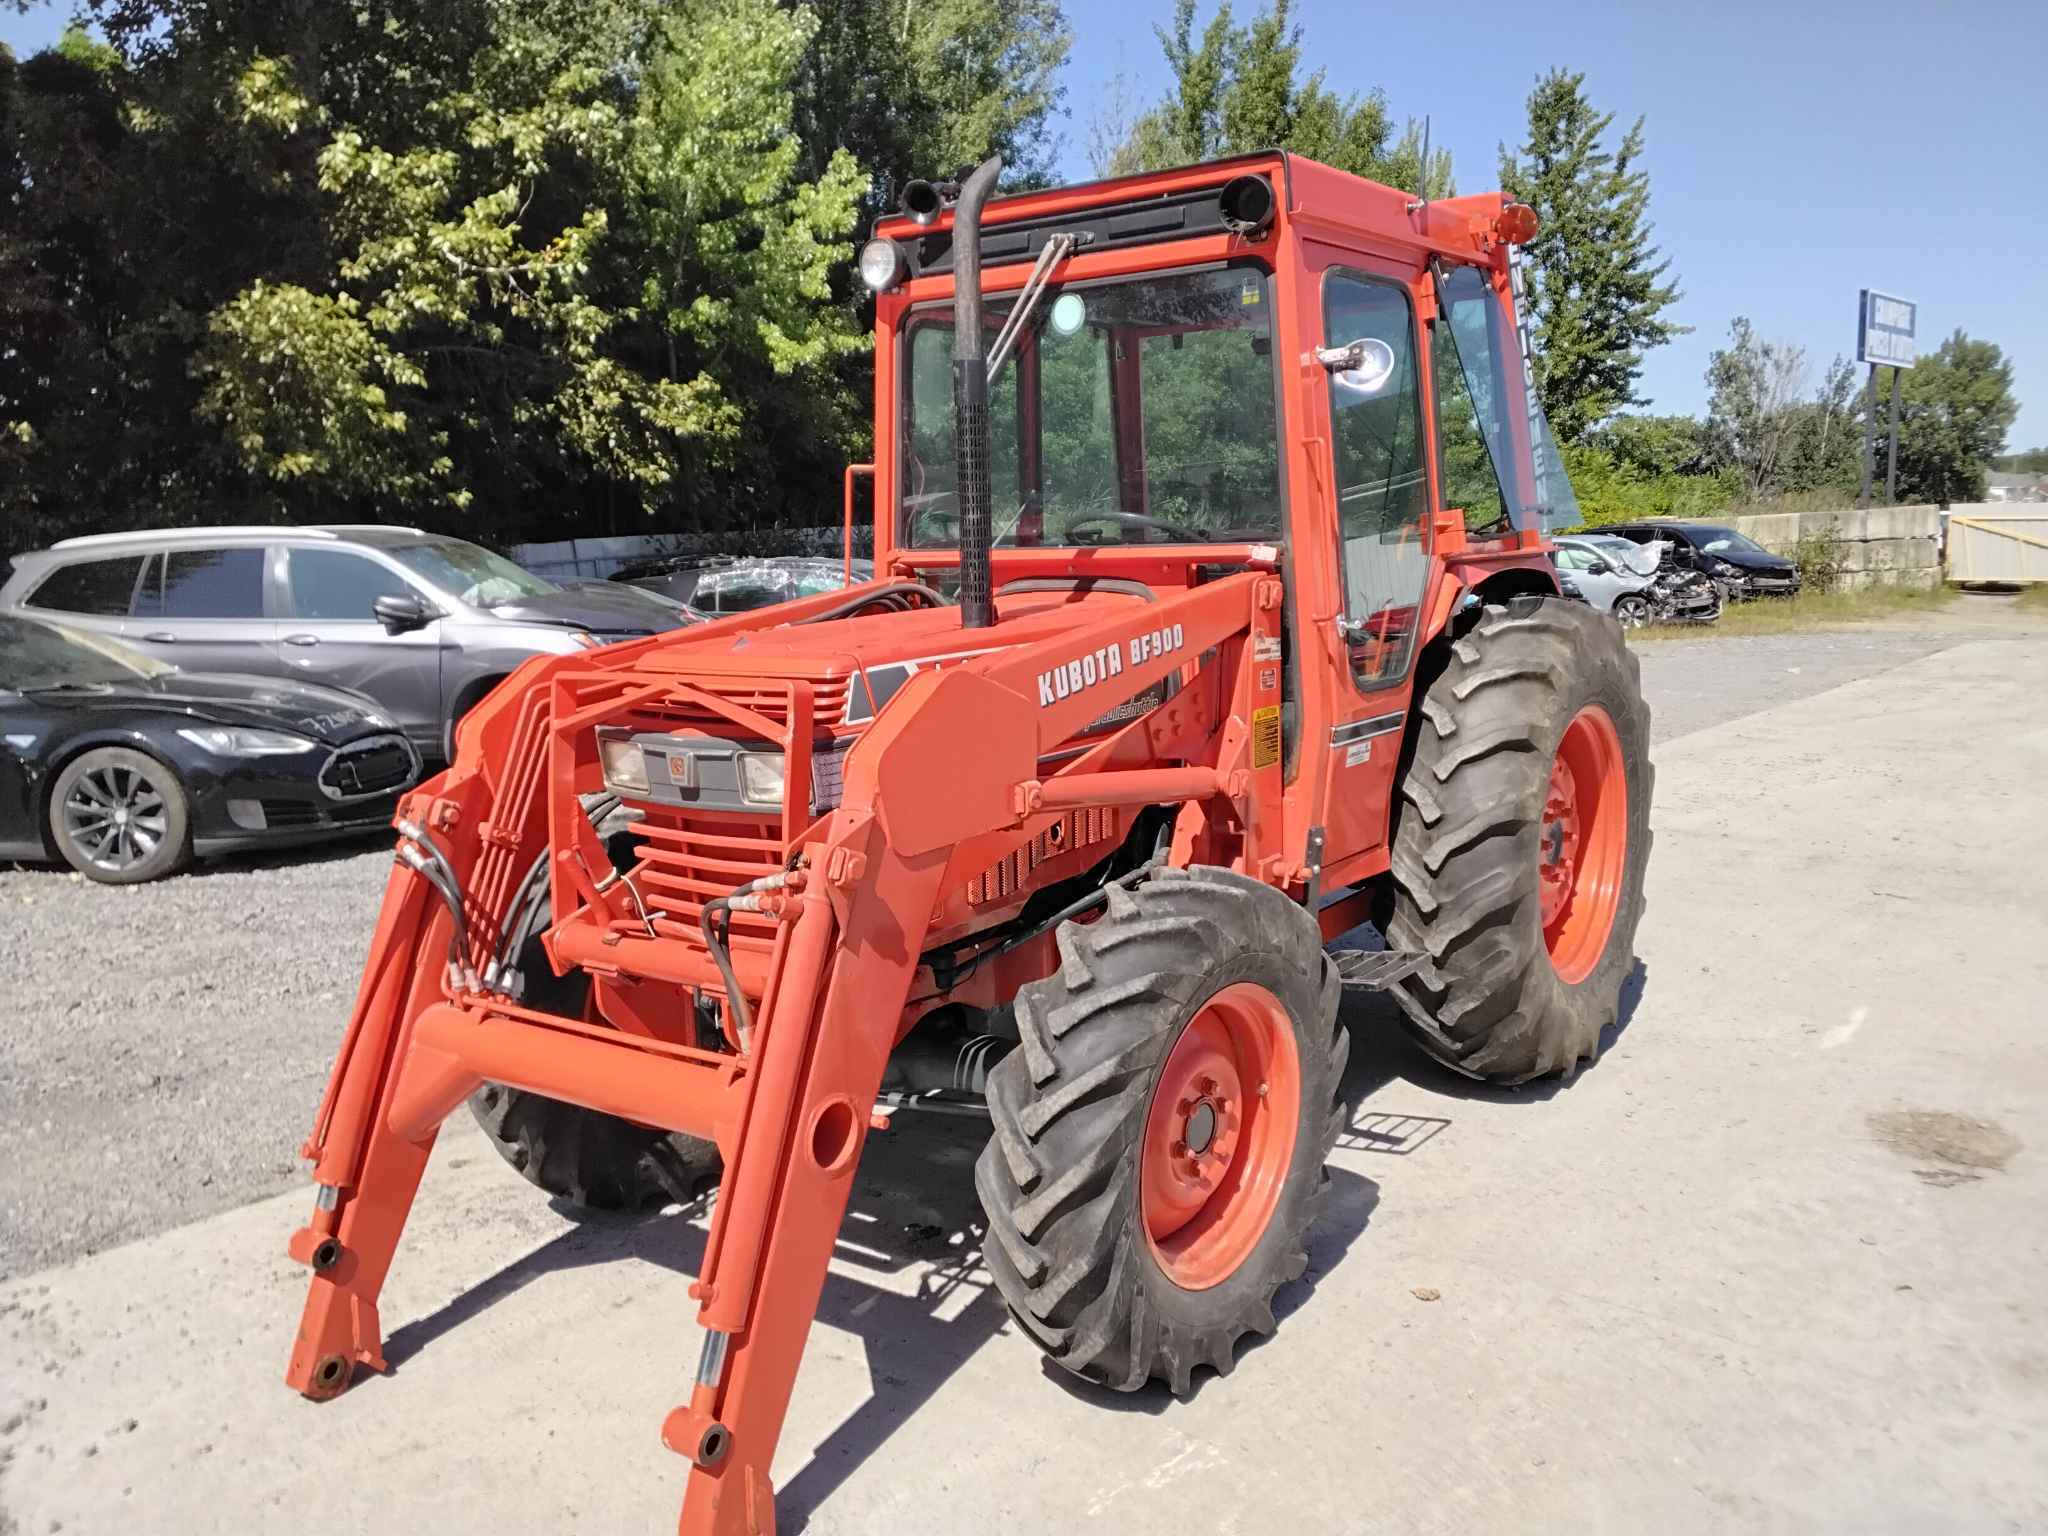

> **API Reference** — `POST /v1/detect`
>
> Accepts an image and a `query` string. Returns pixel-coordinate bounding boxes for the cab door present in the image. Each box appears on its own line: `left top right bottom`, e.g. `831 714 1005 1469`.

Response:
1295 245 1434 885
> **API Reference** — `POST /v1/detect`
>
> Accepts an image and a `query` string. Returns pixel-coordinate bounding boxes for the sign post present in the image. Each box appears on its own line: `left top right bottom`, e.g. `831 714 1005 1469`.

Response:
1857 289 1916 507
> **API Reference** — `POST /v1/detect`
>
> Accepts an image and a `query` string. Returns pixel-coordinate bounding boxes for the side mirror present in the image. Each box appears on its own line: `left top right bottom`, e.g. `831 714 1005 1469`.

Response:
1316 336 1397 398
1586 558 1612 575
373 592 435 634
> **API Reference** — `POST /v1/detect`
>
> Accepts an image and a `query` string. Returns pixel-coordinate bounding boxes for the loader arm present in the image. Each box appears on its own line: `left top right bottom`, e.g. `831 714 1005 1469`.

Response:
283 569 1279 1535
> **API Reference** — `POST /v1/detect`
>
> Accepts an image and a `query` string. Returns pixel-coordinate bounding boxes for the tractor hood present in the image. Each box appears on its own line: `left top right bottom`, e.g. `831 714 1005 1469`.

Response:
625 585 1163 737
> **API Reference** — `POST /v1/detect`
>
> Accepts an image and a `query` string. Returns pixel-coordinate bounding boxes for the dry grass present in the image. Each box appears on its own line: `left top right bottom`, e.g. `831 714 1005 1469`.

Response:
1639 582 1956 639
2013 583 2048 611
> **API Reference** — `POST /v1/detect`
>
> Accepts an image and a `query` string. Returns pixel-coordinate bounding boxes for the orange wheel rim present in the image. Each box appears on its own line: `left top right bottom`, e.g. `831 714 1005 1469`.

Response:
1141 983 1300 1291
1539 704 1628 984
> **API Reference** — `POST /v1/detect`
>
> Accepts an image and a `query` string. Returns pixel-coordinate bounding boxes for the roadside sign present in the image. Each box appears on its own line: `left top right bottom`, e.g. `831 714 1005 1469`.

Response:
1858 289 1917 369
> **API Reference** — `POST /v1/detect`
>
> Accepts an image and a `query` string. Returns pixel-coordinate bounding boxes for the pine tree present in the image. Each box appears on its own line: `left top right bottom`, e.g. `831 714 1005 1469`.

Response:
1499 70 1683 443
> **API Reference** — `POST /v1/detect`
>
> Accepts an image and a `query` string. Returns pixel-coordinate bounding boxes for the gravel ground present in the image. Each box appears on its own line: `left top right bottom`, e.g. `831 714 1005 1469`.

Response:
0 613 2014 1280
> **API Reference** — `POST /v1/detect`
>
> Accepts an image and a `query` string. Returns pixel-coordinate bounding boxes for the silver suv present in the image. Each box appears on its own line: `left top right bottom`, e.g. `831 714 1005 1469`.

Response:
0 526 685 761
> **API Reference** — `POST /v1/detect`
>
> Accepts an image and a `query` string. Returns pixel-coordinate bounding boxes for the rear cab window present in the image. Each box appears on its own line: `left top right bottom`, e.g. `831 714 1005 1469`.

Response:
25 556 148 616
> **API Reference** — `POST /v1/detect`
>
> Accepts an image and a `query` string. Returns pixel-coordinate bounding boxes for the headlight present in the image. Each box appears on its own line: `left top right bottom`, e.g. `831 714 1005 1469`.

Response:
859 237 906 292
736 751 787 806
598 732 650 793
1708 559 1743 578
176 726 317 756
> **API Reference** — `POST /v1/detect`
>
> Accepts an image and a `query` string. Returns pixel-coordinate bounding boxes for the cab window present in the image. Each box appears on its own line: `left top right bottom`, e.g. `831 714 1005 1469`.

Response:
1323 270 1428 690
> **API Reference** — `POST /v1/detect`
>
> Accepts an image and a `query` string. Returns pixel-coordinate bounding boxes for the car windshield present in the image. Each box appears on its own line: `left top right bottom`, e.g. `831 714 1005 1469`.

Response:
387 539 556 606
0 614 173 688
1690 526 1768 556
900 265 1283 548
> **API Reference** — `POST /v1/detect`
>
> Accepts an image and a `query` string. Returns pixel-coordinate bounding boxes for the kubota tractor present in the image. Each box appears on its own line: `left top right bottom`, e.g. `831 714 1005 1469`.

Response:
284 150 1651 1534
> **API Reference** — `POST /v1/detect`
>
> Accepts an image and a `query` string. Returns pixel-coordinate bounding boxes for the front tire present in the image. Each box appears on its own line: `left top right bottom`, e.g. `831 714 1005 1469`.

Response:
1384 597 1652 1083
1613 593 1650 628
467 912 720 1211
48 746 192 883
976 867 1346 1395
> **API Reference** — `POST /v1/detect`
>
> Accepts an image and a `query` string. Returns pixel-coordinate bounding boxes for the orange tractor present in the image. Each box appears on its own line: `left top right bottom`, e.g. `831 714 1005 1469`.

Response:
284 151 1650 1533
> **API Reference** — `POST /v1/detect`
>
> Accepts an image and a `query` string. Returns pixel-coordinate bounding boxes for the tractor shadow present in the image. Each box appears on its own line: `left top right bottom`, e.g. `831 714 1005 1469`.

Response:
376 1110 1380 1529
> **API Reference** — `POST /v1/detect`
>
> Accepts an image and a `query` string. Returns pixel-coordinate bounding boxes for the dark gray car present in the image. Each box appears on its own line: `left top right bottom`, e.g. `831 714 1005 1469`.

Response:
0 526 686 762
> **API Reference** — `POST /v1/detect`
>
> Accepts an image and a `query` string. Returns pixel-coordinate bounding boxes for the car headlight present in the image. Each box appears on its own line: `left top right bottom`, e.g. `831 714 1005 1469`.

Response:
598 732 651 794
176 726 318 756
736 751 787 806
1708 559 1744 578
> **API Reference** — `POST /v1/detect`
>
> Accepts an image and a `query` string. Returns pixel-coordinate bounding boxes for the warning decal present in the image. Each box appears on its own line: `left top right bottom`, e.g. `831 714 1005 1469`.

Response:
1251 705 1282 769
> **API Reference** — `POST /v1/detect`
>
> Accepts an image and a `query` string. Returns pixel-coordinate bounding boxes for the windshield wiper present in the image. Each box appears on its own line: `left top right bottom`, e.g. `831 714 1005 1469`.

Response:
988 232 1081 380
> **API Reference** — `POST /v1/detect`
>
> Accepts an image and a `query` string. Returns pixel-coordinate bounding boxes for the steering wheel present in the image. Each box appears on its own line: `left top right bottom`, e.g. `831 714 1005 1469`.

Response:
1064 509 1204 545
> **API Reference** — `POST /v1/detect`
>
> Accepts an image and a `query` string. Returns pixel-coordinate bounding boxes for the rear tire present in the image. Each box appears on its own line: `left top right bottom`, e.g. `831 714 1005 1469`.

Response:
976 867 1345 1395
1385 597 1652 1083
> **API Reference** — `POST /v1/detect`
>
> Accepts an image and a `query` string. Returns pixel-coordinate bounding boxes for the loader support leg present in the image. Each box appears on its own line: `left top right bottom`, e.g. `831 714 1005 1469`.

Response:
668 856 946 1536
285 865 455 1398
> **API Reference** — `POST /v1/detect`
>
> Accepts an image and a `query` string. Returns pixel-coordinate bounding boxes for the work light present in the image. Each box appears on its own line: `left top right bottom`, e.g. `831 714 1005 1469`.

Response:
859 237 907 293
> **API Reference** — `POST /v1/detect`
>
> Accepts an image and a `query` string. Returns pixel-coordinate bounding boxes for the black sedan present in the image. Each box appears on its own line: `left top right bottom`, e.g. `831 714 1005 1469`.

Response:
0 613 419 882
1601 520 1801 600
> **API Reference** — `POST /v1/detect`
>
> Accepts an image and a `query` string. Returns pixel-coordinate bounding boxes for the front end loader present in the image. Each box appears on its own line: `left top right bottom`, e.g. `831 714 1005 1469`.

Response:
283 150 1651 1534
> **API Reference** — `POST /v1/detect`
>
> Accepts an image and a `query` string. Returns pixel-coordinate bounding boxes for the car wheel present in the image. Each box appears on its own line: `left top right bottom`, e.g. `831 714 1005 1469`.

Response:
49 746 193 883
1613 594 1651 629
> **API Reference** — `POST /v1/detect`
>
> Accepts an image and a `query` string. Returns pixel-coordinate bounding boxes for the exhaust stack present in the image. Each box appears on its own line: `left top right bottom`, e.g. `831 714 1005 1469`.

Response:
949 155 1002 629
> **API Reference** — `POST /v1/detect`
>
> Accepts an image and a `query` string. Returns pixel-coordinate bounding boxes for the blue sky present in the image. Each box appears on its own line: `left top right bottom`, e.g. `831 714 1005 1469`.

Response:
1057 0 2046 449
7 0 2042 449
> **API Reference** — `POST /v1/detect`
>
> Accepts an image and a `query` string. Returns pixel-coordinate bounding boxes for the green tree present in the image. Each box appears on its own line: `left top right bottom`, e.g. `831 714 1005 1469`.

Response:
1099 1 1451 194
1499 70 1683 443
791 0 1070 207
1890 331 2018 506
197 1 868 514
1702 317 1809 501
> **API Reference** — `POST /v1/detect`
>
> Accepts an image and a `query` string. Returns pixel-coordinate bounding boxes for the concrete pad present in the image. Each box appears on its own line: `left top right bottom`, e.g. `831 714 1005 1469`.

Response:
4 638 2046 1535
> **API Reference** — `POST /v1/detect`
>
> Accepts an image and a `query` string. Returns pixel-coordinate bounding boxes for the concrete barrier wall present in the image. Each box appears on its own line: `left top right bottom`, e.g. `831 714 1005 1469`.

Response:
1716 505 1942 591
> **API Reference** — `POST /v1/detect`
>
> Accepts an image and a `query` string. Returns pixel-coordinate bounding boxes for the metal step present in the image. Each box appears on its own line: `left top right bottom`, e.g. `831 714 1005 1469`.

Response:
1329 947 1428 991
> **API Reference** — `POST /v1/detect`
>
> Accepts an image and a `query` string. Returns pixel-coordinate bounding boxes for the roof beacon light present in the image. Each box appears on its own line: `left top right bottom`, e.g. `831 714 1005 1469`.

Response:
1495 202 1541 245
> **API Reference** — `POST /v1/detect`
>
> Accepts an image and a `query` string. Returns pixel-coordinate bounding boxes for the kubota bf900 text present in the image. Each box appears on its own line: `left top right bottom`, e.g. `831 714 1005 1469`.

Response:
284 151 1652 1534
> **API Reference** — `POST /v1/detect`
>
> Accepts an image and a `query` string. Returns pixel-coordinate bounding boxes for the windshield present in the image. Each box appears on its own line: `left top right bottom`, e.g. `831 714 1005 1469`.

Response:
387 539 556 606
900 265 1283 548
1691 526 1768 556
1435 264 1579 533
1 614 173 688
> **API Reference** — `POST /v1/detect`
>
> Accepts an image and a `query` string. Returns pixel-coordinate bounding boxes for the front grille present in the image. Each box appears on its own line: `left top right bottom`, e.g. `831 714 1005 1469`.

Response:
628 809 785 956
259 799 322 829
636 673 853 733
320 733 417 801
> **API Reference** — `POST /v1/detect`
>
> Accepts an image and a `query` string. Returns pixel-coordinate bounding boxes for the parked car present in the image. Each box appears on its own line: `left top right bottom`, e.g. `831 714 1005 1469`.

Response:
611 554 873 620
0 526 688 763
1551 534 1720 627
0 613 419 882
1599 519 1800 600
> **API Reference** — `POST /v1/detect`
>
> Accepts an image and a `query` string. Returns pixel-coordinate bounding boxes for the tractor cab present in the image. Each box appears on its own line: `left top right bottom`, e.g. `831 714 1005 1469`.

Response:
857 151 1572 895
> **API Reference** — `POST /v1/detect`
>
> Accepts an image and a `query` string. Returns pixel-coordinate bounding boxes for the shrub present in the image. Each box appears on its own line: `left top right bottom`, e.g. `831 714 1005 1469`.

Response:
1789 520 1846 594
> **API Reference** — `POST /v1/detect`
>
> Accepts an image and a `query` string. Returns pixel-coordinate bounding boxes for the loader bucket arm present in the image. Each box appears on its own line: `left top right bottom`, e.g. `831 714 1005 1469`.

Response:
281 564 1280 1535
